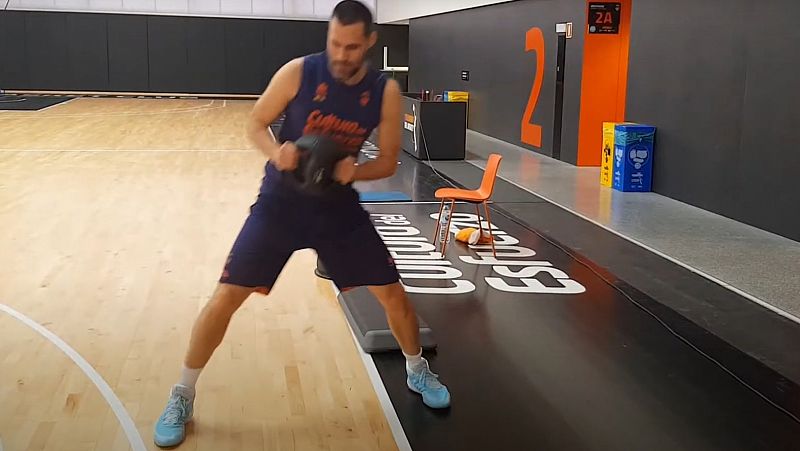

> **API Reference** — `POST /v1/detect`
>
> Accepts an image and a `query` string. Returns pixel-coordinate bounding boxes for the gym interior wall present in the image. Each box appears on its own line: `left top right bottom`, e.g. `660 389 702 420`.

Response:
0 10 409 95
408 0 588 164
409 0 800 242
625 0 800 242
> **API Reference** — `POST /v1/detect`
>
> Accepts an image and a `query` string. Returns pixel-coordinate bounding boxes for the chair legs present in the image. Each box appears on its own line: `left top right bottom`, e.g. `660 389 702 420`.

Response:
475 204 484 238
440 200 456 257
483 201 497 258
434 200 496 258
433 200 445 242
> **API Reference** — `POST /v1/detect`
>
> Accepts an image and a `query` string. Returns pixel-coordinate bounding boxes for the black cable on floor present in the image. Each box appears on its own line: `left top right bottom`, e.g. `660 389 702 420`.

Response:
416 114 458 189
491 205 800 425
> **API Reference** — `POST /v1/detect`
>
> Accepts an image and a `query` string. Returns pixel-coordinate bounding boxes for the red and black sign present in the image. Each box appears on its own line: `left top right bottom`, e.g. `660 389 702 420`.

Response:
588 2 621 34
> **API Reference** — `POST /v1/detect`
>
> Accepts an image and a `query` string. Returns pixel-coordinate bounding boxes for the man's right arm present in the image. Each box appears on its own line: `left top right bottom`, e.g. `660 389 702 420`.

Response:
246 58 303 162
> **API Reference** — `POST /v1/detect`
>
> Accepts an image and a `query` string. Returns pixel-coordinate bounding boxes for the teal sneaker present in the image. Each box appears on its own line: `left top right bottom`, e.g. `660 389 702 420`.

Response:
407 358 451 409
154 384 194 448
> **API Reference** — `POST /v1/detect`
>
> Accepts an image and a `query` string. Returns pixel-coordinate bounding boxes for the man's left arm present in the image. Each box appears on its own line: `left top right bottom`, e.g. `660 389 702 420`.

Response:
344 78 402 182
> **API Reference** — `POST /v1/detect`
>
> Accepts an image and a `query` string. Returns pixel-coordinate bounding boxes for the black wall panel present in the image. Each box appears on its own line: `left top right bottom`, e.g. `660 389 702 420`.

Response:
66 14 109 91
25 12 69 90
0 11 29 89
107 14 149 91
147 16 188 93
373 24 409 91
373 25 408 70
2 10 409 96
626 0 800 241
186 17 226 94
408 0 586 162
263 20 327 83
626 0 747 218
225 20 267 94
735 1 800 240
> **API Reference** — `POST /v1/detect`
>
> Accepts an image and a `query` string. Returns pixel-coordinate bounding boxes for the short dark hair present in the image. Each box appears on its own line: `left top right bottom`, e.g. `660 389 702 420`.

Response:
332 0 373 35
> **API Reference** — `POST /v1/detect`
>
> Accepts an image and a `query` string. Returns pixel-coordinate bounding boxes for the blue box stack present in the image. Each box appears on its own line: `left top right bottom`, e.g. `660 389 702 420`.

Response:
612 123 656 192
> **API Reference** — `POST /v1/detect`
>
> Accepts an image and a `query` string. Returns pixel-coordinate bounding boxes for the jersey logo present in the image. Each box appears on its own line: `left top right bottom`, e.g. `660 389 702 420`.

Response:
303 109 368 151
360 91 370 107
314 83 328 102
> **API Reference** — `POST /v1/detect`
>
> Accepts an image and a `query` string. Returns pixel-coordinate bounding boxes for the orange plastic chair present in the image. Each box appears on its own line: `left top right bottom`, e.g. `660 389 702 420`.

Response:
433 154 502 257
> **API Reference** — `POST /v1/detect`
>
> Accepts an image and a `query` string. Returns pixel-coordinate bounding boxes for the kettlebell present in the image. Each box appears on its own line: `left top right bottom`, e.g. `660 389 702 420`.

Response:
292 134 351 195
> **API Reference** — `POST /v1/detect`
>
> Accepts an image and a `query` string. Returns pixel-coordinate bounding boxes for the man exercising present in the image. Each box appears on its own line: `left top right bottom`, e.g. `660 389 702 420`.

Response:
153 1 450 447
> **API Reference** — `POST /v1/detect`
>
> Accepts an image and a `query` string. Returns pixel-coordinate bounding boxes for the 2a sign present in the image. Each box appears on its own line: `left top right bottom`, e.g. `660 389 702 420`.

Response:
588 2 621 34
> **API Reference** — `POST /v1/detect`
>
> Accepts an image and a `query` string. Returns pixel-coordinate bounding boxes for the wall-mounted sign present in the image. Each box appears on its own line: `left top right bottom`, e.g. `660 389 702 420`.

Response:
588 2 621 34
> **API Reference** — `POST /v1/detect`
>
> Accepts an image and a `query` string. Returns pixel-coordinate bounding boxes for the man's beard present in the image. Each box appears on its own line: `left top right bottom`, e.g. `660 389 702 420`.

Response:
331 61 361 81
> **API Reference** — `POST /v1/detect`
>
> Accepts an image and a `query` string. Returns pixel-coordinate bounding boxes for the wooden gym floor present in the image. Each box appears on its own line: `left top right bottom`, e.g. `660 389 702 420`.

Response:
0 98 399 451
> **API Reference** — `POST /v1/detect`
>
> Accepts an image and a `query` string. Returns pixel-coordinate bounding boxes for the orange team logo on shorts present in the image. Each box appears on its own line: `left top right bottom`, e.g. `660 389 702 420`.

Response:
314 83 328 102
360 91 370 107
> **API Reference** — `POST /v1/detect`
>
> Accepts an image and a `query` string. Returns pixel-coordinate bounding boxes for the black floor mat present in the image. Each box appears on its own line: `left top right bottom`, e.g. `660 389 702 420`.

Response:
0 95 74 111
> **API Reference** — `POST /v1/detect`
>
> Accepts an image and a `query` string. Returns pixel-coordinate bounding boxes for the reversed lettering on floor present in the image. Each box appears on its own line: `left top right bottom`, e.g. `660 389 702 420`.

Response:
370 212 586 296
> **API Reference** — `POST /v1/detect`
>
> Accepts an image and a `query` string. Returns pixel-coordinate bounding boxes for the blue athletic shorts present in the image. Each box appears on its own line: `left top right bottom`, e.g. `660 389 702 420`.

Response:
219 178 399 292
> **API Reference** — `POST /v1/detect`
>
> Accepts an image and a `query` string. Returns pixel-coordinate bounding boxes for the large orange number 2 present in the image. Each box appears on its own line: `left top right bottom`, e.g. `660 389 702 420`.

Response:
521 27 544 148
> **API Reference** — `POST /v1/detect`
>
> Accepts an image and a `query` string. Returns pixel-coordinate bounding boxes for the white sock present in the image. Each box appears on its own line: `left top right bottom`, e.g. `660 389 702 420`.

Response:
178 364 202 390
403 348 425 373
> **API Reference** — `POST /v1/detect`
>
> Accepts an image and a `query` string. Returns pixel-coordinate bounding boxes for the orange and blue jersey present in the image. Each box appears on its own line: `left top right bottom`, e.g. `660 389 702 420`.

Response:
221 51 399 292
261 51 387 196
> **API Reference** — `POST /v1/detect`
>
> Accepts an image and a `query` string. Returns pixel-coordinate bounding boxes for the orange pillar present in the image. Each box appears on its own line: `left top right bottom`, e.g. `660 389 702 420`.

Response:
575 0 632 166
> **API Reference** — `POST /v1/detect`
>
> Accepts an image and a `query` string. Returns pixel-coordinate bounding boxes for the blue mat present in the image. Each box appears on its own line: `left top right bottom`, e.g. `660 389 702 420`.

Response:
359 191 412 202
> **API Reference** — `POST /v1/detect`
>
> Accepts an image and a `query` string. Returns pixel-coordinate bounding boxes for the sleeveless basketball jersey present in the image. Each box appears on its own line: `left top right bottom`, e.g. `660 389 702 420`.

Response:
261 51 387 195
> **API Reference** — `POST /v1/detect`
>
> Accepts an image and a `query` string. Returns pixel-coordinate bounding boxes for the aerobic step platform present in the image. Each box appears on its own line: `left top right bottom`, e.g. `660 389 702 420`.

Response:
338 286 437 353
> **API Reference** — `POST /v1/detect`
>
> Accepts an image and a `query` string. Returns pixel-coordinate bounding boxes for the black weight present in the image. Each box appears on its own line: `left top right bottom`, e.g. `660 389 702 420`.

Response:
292 134 351 195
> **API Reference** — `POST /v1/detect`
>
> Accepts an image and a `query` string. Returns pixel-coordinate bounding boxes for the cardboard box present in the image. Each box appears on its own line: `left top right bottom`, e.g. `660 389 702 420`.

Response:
601 122 618 187
443 91 469 102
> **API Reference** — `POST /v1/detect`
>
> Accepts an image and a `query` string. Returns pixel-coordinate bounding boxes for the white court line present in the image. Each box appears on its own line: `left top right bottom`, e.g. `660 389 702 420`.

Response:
330 285 413 451
37 97 78 112
0 148 253 153
0 303 147 451
464 160 800 326
0 100 220 118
